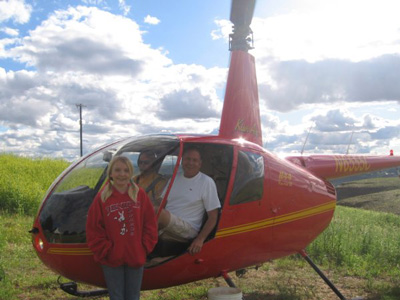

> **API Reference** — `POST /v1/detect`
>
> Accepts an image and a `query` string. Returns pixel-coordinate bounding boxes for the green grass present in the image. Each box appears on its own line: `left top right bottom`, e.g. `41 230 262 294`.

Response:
2 207 400 299
2 155 400 299
308 206 400 278
340 189 400 215
0 153 70 215
338 177 400 190
336 177 400 214
53 166 105 193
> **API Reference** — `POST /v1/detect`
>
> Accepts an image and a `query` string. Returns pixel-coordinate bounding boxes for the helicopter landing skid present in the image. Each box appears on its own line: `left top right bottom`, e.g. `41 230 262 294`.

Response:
299 250 364 300
221 270 237 288
58 277 108 298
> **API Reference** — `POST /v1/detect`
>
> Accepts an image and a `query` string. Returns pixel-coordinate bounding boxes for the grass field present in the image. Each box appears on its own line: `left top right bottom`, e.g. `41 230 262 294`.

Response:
0 154 70 215
1 154 400 300
336 177 400 215
2 207 400 300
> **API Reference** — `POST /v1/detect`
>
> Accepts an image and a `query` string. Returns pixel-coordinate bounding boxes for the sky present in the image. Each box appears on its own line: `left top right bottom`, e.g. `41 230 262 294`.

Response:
1 0 400 161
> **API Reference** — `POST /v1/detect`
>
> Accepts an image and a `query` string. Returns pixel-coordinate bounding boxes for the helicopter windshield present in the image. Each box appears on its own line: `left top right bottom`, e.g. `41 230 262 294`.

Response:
39 135 180 244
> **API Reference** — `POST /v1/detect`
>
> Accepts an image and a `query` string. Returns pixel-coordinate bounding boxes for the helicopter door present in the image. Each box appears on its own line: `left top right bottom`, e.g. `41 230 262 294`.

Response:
150 142 233 258
217 148 273 253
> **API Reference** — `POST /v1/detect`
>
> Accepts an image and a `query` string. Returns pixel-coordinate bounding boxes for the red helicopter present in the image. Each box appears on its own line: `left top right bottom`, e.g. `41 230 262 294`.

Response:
30 1 400 299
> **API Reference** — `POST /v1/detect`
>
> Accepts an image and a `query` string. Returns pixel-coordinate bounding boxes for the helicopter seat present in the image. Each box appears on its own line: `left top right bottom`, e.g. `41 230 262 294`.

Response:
149 238 191 258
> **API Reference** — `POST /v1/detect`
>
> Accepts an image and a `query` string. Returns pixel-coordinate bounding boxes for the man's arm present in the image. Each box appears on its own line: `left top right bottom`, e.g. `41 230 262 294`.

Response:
188 208 219 255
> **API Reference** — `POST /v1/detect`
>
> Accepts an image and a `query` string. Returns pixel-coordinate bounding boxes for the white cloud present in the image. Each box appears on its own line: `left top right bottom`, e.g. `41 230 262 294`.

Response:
211 19 231 40
264 104 400 155
82 0 106 4
118 0 131 16
2 1 400 159
0 0 32 24
253 0 400 62
159 88 219 120
1 27 19 36
9 6 156 72
256 55 400 112
144 15 160 25
0 6 226 160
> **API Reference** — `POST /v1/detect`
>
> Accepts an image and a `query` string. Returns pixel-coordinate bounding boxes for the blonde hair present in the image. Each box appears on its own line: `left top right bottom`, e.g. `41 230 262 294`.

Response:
101 156 138 203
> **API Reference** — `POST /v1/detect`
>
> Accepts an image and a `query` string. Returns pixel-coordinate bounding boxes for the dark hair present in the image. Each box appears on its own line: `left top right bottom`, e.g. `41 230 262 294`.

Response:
183 145 202 160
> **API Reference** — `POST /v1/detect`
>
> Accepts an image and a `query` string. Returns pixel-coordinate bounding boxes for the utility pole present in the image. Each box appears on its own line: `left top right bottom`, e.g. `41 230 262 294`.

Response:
76 104 86 157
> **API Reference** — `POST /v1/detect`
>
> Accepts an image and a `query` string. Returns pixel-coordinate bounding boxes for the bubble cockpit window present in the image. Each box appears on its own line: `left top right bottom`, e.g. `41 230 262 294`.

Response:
39 135 180 244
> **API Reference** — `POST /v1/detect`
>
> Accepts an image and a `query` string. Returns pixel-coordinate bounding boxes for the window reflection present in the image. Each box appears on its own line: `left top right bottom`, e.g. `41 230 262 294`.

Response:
230 150 264 205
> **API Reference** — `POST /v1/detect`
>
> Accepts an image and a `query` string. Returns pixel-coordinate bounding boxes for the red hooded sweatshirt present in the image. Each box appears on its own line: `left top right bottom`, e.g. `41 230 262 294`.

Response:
86 184 158 268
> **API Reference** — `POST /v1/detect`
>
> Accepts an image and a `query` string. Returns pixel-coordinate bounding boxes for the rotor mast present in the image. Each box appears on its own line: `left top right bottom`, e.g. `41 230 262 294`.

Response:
219 0 262 146
229 0 256 52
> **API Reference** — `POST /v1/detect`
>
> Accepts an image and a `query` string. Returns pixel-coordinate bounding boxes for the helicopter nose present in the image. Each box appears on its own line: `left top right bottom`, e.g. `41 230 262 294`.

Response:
30 227 45 252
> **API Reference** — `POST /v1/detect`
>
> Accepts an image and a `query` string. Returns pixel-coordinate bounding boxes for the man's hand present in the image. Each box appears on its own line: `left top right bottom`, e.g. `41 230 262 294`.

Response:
188 237 205 255
187 209 219 255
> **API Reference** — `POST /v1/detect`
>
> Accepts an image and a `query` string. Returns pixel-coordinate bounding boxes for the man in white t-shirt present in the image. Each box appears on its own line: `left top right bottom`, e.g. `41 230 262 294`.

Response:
158 147 220 255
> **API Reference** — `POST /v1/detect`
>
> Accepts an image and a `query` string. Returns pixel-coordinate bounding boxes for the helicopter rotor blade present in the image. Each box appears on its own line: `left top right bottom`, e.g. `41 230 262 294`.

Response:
230 0 256 29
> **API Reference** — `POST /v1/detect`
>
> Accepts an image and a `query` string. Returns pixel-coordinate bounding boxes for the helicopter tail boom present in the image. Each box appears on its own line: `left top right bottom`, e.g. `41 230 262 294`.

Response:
285 154 400 180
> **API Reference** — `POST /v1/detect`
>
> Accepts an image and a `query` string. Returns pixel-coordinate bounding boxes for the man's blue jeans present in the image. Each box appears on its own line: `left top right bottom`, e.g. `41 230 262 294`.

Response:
101 265 144 300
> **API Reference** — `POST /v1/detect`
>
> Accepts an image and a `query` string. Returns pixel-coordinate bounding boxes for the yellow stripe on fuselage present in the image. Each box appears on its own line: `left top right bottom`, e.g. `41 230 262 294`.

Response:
215 201 336 238
46 202 336 253
47 247 92 255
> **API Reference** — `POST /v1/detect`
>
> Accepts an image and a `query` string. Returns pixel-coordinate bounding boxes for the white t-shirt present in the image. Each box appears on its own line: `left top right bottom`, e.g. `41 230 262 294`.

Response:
165 171 220 232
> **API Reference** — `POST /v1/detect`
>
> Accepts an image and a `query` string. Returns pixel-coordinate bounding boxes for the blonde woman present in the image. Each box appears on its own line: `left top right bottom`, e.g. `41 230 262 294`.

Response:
86 156 158 300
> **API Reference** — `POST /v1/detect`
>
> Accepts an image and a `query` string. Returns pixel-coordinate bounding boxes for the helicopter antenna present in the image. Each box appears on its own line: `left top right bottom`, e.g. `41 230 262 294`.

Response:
346 130 354 155
301 125 313 155
229 0 256 51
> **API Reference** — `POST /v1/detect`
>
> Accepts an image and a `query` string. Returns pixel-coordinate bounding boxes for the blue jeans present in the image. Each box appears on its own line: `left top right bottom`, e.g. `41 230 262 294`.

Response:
101 265 144 300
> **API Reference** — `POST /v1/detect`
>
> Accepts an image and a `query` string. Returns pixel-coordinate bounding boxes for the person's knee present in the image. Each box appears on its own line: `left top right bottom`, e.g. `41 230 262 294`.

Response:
158 209 170 229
